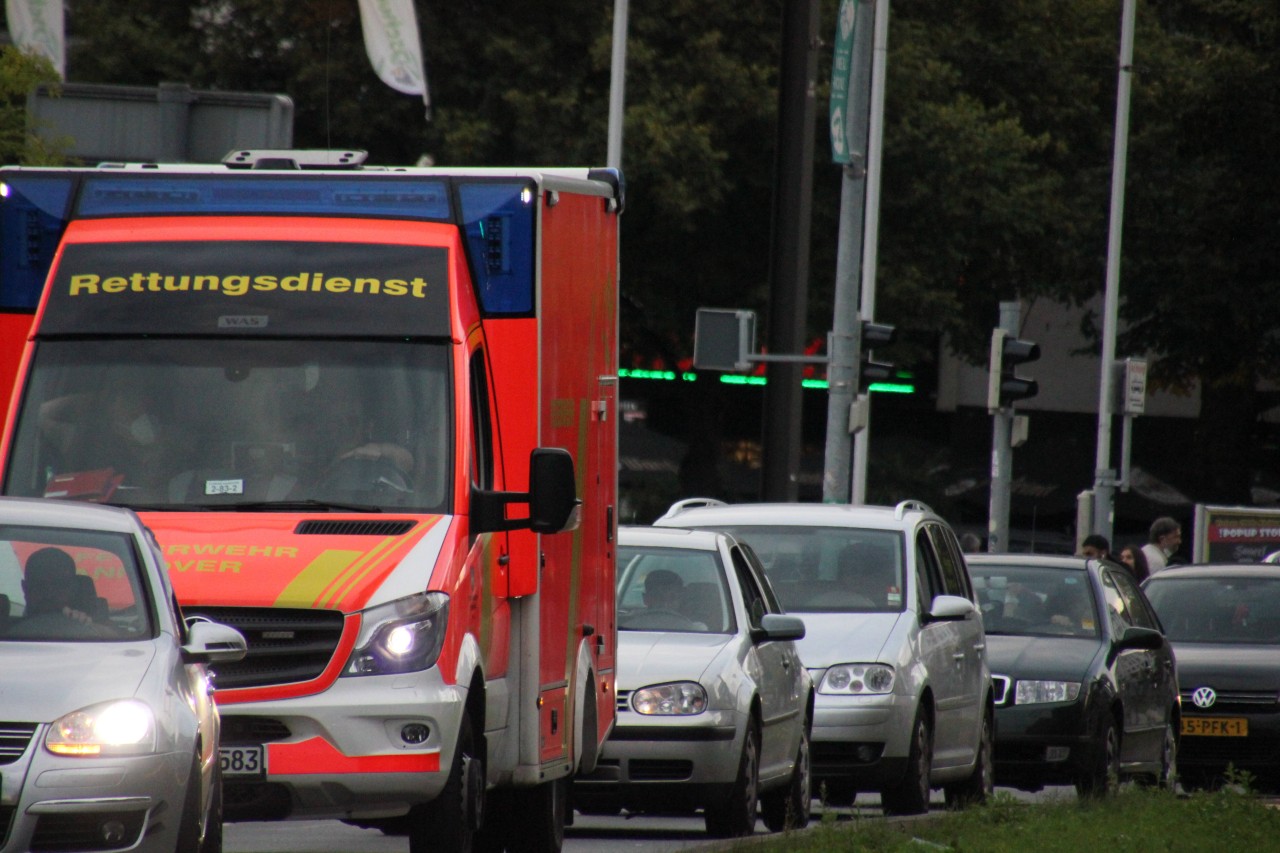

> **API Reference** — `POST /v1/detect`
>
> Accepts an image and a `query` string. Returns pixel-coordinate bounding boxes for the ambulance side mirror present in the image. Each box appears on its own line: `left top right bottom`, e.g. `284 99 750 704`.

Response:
470 448 580 535
528 448 581 534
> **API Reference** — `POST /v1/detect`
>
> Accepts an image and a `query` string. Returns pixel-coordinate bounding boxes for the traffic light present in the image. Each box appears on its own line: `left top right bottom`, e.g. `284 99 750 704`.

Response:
987 328 1040 411
859 321 896 393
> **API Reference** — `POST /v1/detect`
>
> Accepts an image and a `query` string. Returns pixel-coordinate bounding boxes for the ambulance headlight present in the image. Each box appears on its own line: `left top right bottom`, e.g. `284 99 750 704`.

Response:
344 592 450 677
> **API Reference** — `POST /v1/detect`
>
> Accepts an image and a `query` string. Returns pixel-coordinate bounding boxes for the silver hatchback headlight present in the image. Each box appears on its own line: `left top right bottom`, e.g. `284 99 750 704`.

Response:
818 663 895 695
631 682 708 715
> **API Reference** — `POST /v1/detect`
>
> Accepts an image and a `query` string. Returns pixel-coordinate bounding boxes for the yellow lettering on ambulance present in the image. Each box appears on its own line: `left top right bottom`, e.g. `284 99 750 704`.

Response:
325 277 351 293
253 275 278 291
410 277 429 297
383 279 408 296
222 275 250 296
102 277 128 293
69 274 100 295
280 273 309 292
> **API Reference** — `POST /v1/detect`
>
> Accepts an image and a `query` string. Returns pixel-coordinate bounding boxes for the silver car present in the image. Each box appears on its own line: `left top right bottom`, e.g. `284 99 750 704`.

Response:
576 527 812 837
0 497 246 852
656 499 993 814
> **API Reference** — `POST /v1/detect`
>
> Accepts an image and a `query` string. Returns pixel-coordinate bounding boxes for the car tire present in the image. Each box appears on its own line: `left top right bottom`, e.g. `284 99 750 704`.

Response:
176 751 204 852
409 715 482 853
1075 713 1120 797
201 758 224 853
705 721 760 838
505 776 568 852
1155 720 1178 791
944 706 993 809
882 706 932 816
761 722 811 832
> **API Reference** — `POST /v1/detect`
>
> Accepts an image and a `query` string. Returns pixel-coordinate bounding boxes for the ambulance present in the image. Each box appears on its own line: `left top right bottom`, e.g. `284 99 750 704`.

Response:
0 149 620 852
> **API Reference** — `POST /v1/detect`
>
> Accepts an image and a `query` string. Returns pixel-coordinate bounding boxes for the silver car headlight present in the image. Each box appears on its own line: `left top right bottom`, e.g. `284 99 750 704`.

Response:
46 699 156 757
818 663 895 695
1015 680 1082 705
343 592 449 677
631 682 708 715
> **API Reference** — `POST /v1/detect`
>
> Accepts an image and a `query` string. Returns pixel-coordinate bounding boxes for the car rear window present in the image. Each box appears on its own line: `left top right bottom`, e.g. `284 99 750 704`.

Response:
0 524 155 642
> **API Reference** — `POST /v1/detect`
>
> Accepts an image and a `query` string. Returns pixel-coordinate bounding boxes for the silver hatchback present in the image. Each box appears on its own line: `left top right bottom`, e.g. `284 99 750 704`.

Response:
576 527 812 837
656 499 994 814
0 497 246 852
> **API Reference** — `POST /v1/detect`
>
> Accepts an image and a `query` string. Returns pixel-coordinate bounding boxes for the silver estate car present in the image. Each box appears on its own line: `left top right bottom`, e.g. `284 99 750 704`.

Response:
576 527 813 837
657 499 993 814
0 497 246 852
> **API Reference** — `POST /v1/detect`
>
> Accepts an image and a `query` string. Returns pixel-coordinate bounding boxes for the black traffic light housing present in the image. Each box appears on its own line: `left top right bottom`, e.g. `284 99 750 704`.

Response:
859 321 896 393
987 328 1040 411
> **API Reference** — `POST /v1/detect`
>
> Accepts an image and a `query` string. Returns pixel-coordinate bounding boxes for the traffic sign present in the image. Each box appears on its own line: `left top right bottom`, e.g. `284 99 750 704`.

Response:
829 0 858 164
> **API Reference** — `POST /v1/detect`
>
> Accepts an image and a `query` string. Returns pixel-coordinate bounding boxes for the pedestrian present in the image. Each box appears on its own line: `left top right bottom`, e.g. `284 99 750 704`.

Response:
1079 534 1110 561
1117 543 1150 583
1141 517 1182 575
960 532 982 554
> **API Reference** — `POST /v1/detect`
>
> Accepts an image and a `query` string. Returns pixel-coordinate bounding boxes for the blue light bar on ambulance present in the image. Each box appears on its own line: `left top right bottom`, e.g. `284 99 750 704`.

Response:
77 176 452 219
0 175 73 310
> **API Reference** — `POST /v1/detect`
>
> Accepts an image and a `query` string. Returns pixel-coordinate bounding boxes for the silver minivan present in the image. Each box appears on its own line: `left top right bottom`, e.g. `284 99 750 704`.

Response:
656 499 993 814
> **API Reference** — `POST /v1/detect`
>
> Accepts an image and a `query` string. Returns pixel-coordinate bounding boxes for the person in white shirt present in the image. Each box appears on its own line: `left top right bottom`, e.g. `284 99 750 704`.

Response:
1141 517 1182 574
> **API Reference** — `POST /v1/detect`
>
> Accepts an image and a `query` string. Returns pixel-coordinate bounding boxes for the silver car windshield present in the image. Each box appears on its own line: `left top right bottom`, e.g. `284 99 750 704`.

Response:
4 338 452 512
617 545 735 634
1145 575 1280 644
0 525 155 642
700 525 905 614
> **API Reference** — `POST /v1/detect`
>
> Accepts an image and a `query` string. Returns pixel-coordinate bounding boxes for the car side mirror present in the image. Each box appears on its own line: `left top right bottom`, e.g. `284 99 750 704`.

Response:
754 613 805 643
182 618 247 664
1114 625 1164 653
928 594 976 622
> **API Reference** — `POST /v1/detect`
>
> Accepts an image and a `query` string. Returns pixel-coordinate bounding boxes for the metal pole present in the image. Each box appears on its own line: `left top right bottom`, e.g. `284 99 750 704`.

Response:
850 0 889 505
1090 0 1136 542
606 0 629 170
761 0 820 502
822 0 875 504
988 301 1021 552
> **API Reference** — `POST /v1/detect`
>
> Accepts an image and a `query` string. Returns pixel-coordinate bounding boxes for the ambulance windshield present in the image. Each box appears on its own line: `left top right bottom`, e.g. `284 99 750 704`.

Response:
3 338 452 513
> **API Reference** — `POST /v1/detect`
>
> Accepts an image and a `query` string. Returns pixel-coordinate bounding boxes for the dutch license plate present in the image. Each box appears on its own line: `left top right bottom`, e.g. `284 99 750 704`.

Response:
1181 717 1248 737
219 745 266 778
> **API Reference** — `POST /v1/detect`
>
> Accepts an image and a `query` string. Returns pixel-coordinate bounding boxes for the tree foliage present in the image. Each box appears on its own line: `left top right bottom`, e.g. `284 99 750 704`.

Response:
0 46 68 164
40 0 1280 501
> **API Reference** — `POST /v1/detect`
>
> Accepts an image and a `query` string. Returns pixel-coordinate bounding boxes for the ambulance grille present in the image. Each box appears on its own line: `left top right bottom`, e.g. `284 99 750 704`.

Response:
294 519 417 536
184 607 346 690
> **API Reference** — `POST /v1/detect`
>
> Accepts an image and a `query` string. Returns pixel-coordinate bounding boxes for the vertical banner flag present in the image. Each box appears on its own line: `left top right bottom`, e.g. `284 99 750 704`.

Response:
828 0 857 164
5 0 65 79
357 0 431 119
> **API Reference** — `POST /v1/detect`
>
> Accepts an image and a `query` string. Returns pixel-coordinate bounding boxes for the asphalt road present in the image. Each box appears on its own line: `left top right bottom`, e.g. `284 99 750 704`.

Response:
223 788 1076 852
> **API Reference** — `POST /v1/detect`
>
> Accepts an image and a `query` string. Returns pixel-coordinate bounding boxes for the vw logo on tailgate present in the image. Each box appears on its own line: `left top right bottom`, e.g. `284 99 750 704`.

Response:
1191 686 1217 709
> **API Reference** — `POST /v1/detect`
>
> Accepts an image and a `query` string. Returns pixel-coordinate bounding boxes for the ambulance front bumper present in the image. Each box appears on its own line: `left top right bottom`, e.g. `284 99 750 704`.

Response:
217 669 464 821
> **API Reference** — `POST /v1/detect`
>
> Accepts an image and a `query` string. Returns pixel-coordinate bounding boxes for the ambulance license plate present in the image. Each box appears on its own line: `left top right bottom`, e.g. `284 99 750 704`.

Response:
1181 717 1248 737
219 745 266 777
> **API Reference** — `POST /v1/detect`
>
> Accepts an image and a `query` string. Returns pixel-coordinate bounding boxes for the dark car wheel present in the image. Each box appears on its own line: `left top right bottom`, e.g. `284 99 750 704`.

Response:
1156 720 1178 791
705 722 760 838
176 751 205 852
761 723 811 832
1075 713 1121 797
201 758 224 853
409 715 482 852
945 707 994 809
882 706 932 815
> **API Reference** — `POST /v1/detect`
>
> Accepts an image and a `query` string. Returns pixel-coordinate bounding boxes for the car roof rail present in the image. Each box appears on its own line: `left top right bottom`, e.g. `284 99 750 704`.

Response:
894 499 934 520
659 497 727 520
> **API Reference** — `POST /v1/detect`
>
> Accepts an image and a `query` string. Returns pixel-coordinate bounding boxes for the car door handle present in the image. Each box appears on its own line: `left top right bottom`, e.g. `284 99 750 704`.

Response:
953 652 965 662
973 642 985 652
781 657 791 670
